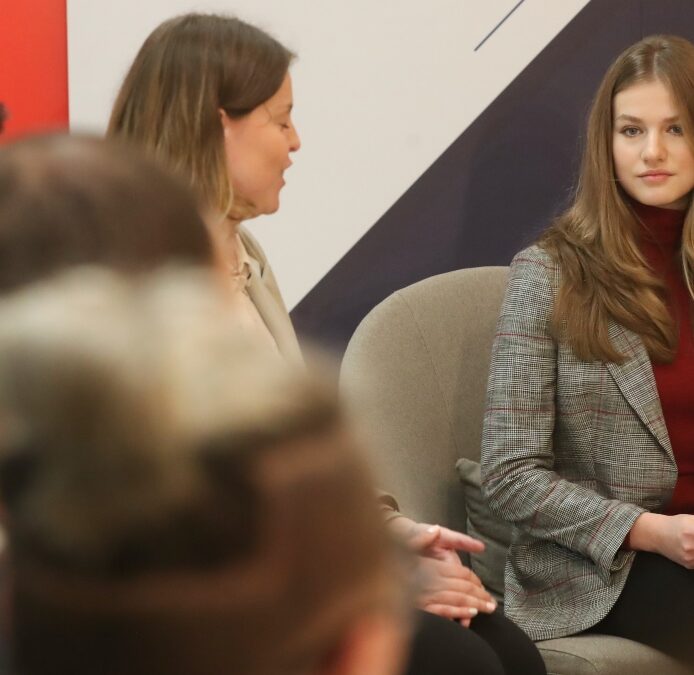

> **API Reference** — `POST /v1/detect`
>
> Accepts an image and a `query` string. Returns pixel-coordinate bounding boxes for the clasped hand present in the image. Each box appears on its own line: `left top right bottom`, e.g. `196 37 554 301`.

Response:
658 513 694 569
390 517 497 627
629 512 694 569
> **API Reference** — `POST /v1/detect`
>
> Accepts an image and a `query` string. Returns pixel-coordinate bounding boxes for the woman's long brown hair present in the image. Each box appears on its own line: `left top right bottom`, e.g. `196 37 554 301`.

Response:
539 35 694 363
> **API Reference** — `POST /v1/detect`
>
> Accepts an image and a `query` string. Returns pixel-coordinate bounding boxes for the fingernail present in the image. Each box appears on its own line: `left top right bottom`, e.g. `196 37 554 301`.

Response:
469 608 478 617
487 602 496 612
426 525 438 533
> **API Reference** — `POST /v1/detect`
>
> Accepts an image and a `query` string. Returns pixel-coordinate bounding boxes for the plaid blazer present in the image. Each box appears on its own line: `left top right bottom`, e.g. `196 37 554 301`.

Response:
481 245 678 641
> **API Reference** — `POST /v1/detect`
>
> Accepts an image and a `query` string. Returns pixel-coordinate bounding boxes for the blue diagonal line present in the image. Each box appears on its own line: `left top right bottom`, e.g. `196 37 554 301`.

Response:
474 0 527 52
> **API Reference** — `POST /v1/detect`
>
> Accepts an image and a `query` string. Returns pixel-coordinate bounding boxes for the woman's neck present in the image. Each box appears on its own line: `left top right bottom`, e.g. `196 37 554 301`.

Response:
203 211 244 272
204 209 240 238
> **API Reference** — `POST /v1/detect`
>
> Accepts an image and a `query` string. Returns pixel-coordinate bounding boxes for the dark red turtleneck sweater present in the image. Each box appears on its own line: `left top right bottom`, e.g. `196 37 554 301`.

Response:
633 202 694 515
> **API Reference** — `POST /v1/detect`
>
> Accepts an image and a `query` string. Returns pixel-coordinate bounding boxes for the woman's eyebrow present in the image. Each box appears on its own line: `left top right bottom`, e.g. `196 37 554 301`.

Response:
271 103 293 114
614 113 680 123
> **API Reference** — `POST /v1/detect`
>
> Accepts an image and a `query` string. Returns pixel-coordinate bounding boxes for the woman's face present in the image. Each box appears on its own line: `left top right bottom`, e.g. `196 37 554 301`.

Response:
220 73 300 219
612 78 694 210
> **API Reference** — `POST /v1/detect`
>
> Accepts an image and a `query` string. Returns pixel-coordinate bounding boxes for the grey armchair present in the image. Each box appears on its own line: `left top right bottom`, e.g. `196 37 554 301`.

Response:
340 266 690 675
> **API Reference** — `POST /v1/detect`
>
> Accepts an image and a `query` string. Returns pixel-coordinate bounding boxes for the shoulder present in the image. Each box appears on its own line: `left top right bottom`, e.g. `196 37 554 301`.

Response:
499 245 561 330
510 245 558 274
507 245 561 295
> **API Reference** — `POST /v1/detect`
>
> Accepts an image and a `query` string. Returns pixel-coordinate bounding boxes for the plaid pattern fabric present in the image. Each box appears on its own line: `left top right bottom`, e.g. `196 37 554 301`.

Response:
481 245 678 641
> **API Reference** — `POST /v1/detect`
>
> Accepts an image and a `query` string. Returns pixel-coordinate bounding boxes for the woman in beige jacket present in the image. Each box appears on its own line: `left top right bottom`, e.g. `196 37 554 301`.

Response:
108 13 544 675
108 13 301 362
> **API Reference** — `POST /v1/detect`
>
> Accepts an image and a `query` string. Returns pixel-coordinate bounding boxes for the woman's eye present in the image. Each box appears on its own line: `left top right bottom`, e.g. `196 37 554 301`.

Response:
668 124 684 135
621 126 640 137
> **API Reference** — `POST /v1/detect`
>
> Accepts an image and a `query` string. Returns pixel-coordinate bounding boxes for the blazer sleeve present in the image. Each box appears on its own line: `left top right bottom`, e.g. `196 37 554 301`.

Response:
481 247 644 577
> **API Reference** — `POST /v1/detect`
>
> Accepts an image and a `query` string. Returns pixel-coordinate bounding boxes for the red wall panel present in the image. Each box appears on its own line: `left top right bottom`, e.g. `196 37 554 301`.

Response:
0 0 68 142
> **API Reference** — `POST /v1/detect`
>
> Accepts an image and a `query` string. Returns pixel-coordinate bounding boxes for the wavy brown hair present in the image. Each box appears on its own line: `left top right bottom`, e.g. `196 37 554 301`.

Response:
539 35 694 363
107 13 293 219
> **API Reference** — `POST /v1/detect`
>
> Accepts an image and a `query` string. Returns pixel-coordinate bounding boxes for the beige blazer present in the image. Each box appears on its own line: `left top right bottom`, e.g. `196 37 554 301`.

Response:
481 245 677 641
239 226 303 364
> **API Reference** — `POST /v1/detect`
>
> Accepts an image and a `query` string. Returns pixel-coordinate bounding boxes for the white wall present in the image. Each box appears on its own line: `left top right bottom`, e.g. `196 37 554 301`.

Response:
67 0 589 308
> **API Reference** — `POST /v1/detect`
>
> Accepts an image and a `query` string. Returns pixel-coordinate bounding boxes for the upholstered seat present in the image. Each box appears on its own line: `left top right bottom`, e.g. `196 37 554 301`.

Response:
340 266 691 675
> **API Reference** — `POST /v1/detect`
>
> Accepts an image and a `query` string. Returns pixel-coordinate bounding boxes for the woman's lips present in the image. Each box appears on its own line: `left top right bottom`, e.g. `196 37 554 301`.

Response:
639 172 674 184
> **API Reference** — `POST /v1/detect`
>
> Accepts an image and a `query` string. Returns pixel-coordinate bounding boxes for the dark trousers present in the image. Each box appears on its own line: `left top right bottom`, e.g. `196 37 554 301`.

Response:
404 609 546 675
587 552 694 668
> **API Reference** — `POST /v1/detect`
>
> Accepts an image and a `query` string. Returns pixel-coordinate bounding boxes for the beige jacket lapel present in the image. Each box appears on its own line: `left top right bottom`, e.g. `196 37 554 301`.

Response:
238 226 303 364
246 263 303 363
606 321 672 457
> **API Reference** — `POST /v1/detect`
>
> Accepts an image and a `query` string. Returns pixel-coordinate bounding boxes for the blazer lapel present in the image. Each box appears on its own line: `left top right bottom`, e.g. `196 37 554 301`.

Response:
246 265 303 363
606 321 672 457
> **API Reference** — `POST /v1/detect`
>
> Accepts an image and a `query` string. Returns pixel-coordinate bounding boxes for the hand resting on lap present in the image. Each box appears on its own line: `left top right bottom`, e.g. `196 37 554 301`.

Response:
390 517 497 627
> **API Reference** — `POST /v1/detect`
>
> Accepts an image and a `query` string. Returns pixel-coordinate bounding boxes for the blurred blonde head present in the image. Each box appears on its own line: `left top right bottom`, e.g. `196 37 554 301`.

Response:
0 268 408 675
0 133 212 293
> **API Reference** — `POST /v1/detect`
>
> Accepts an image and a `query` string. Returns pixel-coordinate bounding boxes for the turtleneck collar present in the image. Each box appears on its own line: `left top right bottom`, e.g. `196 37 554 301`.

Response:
632 200 686 251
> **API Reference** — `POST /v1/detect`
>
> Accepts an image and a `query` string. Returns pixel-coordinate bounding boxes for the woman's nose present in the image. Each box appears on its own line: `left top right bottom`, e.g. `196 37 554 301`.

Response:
641 132 666 163
289 123 301 153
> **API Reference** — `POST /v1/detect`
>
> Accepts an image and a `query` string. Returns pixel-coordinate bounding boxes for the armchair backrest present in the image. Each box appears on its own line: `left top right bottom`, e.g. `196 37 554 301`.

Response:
340 267 508 533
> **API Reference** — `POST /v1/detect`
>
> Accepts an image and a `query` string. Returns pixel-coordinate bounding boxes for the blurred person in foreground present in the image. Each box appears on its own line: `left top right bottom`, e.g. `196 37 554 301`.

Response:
0 130 216 675
0 133 212 292
0 130 407 674
0 268 410 675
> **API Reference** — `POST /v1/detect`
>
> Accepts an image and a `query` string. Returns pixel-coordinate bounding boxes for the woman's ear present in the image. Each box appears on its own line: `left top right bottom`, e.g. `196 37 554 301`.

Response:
218 109 232 139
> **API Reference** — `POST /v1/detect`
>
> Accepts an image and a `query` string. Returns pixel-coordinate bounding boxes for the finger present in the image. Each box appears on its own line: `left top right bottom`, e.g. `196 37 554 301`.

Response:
422 603 480 621
418 557 484 588
408 524 441 552
478 598 498 614
418 575 492 604
435 527 486 553
466 568 486 590
417 571 487 597
419 589 497 613
451 566 488 595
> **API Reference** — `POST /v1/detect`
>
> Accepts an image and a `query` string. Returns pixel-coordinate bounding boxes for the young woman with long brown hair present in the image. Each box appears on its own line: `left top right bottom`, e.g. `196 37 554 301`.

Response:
482 35 694 664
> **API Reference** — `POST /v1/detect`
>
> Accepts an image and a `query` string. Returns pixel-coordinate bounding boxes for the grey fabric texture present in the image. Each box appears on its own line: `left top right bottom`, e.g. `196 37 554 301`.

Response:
455 457 511 602
341 266 690 675
537 635 692 675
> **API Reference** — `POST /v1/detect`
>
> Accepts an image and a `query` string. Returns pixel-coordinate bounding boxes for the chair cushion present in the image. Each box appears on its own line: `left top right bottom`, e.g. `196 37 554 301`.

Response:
536 634 693 675
455 458 512 601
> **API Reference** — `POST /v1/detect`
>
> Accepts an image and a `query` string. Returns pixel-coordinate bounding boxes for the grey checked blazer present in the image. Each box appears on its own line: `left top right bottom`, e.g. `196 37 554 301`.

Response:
481 245 678 641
